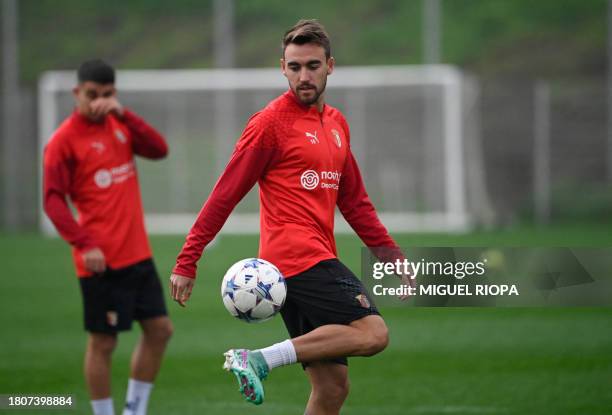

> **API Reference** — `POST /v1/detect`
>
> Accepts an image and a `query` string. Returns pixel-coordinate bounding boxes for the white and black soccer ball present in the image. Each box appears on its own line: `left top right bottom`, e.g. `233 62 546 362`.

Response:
221 258 286 323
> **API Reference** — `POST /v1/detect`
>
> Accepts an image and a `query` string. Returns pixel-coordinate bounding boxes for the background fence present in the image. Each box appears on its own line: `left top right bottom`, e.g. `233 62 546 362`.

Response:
2 0 611 231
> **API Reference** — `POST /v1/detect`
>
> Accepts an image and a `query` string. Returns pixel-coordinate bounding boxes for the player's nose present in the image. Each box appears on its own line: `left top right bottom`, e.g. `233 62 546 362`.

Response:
298 68 311 82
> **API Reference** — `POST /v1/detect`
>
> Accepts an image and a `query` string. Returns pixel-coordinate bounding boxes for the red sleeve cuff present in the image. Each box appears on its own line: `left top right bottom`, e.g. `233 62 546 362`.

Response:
122 109 169 159
172 266 196 279
75 239 98 252
122 108 139 125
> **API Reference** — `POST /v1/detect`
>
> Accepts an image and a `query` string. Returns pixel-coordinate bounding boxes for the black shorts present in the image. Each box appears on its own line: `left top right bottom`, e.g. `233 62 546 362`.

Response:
280 258 380 367
79 258 167 333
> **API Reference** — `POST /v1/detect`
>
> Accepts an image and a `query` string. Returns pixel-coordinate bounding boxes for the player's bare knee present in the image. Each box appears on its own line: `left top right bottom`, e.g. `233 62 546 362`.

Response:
89 334 117 355
364 322 389 356
337 377 350 401
312 377 350 407
158 319 174 342
375 323 390 352
143 318 173 344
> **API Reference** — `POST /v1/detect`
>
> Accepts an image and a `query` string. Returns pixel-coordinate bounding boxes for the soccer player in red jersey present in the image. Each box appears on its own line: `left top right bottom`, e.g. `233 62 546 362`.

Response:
170 20 412 413
43 60 173 415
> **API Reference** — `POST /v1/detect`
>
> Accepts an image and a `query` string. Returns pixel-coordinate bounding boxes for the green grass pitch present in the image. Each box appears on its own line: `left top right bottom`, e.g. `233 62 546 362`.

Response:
1 224 611 414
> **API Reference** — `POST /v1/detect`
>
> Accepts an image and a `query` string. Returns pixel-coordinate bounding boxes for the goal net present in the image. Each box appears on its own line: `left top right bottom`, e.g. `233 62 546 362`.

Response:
39 66 484 235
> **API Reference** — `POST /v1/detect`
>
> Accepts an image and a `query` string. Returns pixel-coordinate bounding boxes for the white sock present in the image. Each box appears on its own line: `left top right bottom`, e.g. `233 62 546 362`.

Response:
122 379 153 415
256 339 297 370
91 398 115 415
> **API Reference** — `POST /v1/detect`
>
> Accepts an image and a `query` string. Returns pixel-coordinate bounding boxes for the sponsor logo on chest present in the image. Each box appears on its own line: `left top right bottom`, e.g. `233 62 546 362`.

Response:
93 161 135 189
300 169 342 191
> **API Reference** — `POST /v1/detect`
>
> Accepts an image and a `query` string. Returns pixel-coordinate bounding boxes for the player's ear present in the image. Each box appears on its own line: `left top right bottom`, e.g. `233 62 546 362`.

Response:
72 86 80 97
280 58 287 77
327 57 335 75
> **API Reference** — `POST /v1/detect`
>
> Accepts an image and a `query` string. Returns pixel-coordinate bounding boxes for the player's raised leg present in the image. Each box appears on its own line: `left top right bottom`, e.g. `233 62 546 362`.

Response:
256 315 388 369
85 333 118 415
305 362 349 415
293 315 389 361
224 315 388 405
123 316 173 415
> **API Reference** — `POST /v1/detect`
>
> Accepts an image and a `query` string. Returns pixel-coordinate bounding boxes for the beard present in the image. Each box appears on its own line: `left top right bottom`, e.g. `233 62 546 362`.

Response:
293 78 327 106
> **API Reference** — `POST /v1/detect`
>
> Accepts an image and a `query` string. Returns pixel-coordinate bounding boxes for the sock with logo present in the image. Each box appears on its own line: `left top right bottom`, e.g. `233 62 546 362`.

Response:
255 339 297 370
122 379 153 415
91 397 115 415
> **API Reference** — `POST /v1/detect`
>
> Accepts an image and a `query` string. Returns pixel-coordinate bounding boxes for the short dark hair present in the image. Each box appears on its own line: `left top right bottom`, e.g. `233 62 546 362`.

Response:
282 19 331 59
77 59 115 84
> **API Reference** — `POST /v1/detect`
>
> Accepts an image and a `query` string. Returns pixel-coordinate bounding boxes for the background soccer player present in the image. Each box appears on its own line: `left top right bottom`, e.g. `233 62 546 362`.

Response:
170 20 412 414
43 59 173 415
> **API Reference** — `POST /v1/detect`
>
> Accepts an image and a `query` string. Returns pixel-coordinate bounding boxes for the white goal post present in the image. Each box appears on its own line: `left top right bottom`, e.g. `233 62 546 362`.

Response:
39 65 473 236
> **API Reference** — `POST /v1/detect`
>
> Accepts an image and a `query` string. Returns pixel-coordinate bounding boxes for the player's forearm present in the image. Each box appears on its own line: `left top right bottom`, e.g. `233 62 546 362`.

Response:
43 160 97 250
173 197 235 278
173 147 277 278
123 109 169 159
338 151 403 261
44 191 96 250
342 200 399 248
347 217 405 264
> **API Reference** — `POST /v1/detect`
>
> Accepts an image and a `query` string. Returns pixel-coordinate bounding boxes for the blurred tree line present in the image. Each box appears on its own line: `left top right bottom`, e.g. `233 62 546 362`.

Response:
18 0 606 83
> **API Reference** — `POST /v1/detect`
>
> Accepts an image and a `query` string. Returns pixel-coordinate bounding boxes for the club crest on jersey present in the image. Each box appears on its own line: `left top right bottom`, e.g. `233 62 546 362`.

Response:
331 129 342 148
114 129 127 143
305 131 319 144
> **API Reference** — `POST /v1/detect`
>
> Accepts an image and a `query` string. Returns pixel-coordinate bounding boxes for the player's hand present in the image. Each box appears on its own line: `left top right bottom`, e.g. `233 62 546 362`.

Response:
82 247 106 274
398 273 416 301
90 97 124 118
170 273 195 307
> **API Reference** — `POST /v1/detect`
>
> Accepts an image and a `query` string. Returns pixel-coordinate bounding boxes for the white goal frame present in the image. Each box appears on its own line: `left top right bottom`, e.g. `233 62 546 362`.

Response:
39 65 469 236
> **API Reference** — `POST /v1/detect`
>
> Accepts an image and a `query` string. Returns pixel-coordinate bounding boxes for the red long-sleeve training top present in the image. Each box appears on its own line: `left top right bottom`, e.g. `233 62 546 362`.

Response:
43 109 168 277
174 90 401 279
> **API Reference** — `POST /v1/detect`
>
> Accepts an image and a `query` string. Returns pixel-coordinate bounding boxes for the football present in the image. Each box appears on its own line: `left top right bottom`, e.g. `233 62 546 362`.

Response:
221 258 287 323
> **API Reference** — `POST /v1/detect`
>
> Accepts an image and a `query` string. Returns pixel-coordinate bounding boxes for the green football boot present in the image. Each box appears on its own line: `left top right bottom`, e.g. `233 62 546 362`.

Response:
223 349 269 405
